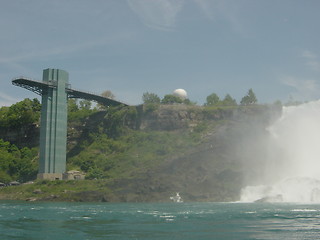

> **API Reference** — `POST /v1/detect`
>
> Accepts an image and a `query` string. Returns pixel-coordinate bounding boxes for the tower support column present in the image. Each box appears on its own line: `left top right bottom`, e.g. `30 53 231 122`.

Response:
37 69 68 180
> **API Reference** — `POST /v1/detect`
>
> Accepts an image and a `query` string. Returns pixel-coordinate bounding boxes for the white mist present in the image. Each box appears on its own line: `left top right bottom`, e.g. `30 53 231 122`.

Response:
240 100 320 203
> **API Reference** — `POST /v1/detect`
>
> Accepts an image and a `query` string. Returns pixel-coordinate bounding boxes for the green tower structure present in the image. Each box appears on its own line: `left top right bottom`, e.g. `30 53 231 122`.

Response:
38 69 69 180
12 68 127 180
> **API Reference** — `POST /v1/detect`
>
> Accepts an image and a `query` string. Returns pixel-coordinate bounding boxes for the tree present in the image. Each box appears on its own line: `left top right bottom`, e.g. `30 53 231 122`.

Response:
79 100 92 110
101 90 115 99
0 98 41 128
240 88 257 105
98 90 116 110
0 107 9 128
142 92 160 104
0 139 38 183
68 99 79 112
221 94 237 106
205 93 220 106
183 99 196 105
161 94 183 104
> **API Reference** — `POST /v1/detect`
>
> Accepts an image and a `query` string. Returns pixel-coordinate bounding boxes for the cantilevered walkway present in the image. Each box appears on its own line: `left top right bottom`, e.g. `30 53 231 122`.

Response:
12 77 128 107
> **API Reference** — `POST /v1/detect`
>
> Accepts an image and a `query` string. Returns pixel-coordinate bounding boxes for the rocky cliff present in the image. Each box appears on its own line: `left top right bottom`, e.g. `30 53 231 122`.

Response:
0 103 282 202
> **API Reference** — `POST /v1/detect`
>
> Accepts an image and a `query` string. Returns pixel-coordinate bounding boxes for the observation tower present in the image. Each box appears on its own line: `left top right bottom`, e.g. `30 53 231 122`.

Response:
12 69 127 180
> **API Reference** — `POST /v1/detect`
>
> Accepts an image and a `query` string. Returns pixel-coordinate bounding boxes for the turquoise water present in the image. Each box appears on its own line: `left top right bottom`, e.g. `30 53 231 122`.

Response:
1 201 320 239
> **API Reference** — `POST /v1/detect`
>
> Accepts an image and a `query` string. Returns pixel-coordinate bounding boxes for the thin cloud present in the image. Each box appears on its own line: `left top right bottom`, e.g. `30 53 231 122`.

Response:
302 50 317 59
280 75 320 100
0 32 134 64
306 61 320 72
194 0 246 35
0 31 135 77
0 92 19 107
127 0 184 31
194 0 215 20
302 50 320 72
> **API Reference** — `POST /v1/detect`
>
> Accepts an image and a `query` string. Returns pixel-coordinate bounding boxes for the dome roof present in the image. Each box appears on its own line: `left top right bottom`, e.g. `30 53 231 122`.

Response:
173 89 187 99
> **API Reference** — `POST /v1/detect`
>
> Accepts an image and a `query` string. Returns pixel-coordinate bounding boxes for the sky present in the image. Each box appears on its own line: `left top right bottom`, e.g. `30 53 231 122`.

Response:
1 0 320 106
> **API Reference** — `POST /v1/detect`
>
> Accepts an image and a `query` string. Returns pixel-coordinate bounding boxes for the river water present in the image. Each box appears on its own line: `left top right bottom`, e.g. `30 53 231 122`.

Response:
1 201 320 239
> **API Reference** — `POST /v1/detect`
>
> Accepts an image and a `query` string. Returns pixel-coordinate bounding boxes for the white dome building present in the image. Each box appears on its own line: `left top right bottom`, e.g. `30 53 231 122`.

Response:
173 89 188 100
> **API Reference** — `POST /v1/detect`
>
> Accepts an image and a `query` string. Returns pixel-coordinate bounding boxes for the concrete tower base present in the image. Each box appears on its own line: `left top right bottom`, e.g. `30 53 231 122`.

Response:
37 173 63 180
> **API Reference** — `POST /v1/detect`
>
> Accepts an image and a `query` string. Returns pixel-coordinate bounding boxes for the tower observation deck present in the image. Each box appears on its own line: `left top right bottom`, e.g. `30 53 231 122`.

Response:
12 68 128 180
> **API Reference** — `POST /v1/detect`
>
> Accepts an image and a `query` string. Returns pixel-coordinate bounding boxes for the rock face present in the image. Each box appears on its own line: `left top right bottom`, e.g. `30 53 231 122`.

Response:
141 105 191 130
140 104 280 131
140 105 235 131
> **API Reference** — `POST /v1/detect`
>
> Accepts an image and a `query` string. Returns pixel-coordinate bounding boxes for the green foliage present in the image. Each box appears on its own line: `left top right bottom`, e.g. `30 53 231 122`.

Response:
0 98 41 129
183 99 197 105
68 99 79 112
142 92 161 114
68 129 201 180
205 93 220 106
97 90 116 110
68 99 98 123
193 122 208 133
144 103 159 113
142 92 161 104
0 107 9 128
68 108 97 123
205 93 237 106
240 88 257 105
104 106 138 137
221 94 237 106
86 167 104 179
79 100 92 110
0 139 38 183
161 94 183 104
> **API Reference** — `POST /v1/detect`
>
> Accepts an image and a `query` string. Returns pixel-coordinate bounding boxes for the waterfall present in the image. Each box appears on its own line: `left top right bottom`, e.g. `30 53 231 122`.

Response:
240 100 320 202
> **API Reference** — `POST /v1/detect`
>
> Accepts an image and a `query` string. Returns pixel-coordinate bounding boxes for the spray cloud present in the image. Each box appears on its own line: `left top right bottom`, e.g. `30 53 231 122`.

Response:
240 100 320 202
